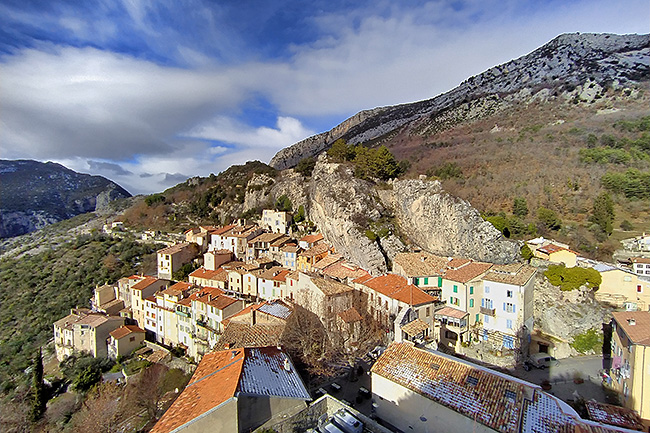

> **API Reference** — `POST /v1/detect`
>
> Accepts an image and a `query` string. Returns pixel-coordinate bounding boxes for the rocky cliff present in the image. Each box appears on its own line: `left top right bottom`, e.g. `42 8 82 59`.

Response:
0 160 131 238
270 33 649 168
244 156 519 274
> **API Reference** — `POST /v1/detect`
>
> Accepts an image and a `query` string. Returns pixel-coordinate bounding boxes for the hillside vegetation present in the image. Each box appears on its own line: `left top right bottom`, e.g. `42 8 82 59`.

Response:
0 232 161 392
386 89 650 259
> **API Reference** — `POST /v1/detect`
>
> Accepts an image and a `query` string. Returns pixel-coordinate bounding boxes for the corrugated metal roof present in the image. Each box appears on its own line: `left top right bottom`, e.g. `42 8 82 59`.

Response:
238 347 311 400
258 301 292 319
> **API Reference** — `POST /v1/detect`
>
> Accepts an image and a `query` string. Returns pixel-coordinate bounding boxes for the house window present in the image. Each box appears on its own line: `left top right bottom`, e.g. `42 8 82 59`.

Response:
469 286 474 295
485 286 490 294
504 303 516 313
506 319 513 329
507 290 513 298
469 299 474 308
484 315 489 324
426 307 430 317
129 336 135 342
638 285 642 293
453 285 458 293
503 335 514 349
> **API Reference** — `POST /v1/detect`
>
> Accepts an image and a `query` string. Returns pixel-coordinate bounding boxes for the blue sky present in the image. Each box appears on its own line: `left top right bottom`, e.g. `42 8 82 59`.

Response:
0 0 647 195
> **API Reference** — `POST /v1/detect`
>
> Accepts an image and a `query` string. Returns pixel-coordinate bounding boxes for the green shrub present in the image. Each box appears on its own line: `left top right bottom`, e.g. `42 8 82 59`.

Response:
571 329 603 354
544 264 602 291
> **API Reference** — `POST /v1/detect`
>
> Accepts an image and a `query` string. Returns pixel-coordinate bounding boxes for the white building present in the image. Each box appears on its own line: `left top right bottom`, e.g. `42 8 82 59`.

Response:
262 209 292 234
481 264 536 350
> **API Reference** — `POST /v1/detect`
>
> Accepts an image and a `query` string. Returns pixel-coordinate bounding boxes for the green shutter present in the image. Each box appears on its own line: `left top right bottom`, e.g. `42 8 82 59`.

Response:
470 286 474 295
424 277 429 285
453 285 458 293
414 277 419 286
469 299 474 308
438 276 442 287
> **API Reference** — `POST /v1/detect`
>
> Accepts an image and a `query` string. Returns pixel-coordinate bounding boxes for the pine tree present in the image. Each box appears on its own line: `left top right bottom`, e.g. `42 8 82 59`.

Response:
30 348 46 422
590 192 615 235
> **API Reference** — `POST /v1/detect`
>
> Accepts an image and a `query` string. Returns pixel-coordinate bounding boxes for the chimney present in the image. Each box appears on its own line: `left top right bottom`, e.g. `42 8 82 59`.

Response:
284 358 291 372
628 318 636 326
252 309 256 326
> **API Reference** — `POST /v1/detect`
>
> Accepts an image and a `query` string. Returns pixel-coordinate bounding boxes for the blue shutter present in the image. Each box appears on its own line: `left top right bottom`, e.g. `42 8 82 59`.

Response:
503 302 506 311
513 304 517 313
481 298 485 307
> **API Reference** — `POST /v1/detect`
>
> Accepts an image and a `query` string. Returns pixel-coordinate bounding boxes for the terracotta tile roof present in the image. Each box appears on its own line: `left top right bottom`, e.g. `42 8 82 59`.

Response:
612 311 650 345
221 302 266 327
631 257 650 264
162 281 193 297
76 314 112 328
260 266 291 282
444 262 493 283
189 267 228 282
585 401 645 430
338 307 363 323
323 261 371 281
270 236 291 247
131 276 160 291
177 297 191 306
435 306 469 320
299 233 323 244
310 276 354 296
312 253 343 270
393 252 449 277
209 224 236 235
54 310 89 330
299 243 330 257
484 264 537 286
110 325 145 340
447 257 471 268
157 242 195 255
150 349 244 433
401 318 430 336
281 244 301 253
208 293 238 310
249 232 285 244
352 273 374 284
213 322 285 350
537 244 578 255
361 274 436 306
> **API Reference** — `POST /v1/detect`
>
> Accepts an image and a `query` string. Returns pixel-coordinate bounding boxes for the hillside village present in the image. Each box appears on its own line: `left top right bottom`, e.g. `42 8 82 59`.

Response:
51 206 650 433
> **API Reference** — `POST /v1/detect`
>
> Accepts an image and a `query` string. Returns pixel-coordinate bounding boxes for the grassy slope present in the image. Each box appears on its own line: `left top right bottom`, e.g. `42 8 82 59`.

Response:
386 86 650 257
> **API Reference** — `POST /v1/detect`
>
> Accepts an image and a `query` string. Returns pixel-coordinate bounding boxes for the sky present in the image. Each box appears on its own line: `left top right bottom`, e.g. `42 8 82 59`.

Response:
1 1 647 195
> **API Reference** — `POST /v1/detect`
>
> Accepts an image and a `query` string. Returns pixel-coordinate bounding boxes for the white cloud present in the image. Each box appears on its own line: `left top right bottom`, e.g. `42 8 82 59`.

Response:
187 116 315 149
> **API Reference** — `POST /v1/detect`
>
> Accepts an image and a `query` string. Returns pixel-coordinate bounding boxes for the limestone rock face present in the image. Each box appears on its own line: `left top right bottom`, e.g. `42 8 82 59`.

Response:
382 179 520 264
306 156 400 275
270 33 650 168
249 157 522 273
533 275 613 358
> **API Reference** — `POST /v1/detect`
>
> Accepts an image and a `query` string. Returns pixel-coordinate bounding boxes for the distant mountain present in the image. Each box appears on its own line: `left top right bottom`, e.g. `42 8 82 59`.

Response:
270 33 649 169
0 160 131 238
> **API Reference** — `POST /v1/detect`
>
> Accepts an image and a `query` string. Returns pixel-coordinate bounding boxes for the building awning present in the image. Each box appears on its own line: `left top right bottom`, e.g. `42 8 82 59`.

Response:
401 319 429 336
434 306 469 320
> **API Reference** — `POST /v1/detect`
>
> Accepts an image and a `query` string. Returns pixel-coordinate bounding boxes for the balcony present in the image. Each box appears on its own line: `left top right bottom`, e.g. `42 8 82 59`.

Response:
480 306 495 317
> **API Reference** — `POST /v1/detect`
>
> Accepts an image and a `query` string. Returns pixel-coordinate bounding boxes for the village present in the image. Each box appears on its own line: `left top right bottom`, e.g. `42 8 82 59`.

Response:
52 209 650 433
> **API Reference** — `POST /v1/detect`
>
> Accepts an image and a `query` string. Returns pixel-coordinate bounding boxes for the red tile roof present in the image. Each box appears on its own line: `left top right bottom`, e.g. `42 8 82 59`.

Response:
361 274 436 306
150 349 244 433
612 311 650 345
110 325 145 340
299 233 323 244
131 276 159 291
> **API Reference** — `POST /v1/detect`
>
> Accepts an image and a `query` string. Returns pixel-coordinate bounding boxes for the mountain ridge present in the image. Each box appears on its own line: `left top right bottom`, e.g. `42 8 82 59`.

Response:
0 159 132 238
270 32 649 169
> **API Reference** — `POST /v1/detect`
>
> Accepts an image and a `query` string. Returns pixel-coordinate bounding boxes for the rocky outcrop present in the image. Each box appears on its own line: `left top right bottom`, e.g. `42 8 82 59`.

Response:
0 160 131 238
269 107 385 170
306 156 403 274
246 157 520 273
533 272 613 358
270 33 650 167
379 180 520 264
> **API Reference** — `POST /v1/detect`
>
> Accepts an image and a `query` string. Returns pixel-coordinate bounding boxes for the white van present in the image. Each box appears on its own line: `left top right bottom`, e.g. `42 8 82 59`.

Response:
332 409 363 433
319 422 346 433
524 353 559 370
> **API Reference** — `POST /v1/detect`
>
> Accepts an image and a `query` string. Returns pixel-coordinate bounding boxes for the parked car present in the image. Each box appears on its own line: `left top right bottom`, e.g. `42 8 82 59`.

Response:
332 408 363 433
524 353 559 370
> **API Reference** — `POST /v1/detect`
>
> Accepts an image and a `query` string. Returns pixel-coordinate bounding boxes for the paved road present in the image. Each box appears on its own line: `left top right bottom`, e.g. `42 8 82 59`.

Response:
511 355 612 404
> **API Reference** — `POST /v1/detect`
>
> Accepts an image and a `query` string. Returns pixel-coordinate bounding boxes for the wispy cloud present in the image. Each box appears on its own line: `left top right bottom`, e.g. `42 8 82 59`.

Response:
1 0 648 194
